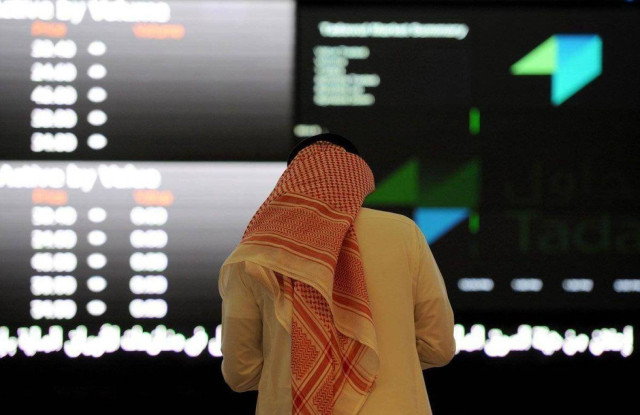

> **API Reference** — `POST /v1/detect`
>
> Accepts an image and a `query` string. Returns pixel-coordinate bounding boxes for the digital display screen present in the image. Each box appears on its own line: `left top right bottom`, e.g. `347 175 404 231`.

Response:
0 0 296 366
0 0 294 161
295 4 640 313
0 160 288 359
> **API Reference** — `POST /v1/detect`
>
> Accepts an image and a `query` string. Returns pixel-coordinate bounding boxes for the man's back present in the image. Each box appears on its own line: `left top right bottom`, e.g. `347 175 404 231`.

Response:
353 207 455 413
220 207 456 414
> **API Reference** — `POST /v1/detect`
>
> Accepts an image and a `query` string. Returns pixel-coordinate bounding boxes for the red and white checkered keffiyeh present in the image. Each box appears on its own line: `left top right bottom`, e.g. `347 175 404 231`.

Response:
221 140 379 414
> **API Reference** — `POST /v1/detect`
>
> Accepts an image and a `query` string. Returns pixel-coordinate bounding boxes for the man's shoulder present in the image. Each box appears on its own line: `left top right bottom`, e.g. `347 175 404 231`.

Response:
357 207 417 229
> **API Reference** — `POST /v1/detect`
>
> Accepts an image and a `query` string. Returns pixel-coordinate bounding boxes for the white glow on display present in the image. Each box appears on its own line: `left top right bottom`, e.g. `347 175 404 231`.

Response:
562 279 594 293
1 323 630 360
0 0 55 21
30 299 76 320
31 85 77 105
30 62 77 82
31 108 77 128
55 206 77 225
1 165 65 190
98 164 162 189
129 299 167 318
31 252 77 272
87 207 107 223
510 278 543 292
87 253 107 270
87 230 107 246
130 229 168 249
318 21 470 40
613 279 640 293
86 300 107 316
87 63 107 80
31 229 77 249
0 1 172 24
130 206 168 226
562 329 590 356
31 132 78 153
184 327 209 357
87 86 107 103
87 109 107 126
31 38 77 58
64 325 120 358
454 324 634 358
129 252 168 272
87 133 108 150
129 275 168 295
457 278 494 292
0 327 17 358
0 163 161 191
589 327 634 357
30 275 77 296
0 324 221 359
208 324 222 357
293 124 323 137
15 326 63 357
87 276 107 293
31 206 77 226
87 40 107 56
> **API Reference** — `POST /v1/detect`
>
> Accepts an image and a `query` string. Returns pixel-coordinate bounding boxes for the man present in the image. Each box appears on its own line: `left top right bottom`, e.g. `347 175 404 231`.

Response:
218 133 456 414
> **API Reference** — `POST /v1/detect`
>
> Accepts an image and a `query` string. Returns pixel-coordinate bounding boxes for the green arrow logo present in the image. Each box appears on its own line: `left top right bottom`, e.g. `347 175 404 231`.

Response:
511 34 602 105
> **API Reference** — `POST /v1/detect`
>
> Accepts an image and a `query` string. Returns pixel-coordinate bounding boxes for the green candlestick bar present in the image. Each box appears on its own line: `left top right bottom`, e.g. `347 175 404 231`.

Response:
468 211 480 234
469 107 480 135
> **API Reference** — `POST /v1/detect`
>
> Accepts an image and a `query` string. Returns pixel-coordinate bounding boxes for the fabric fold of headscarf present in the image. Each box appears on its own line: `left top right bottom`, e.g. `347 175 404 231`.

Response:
218 140 379 414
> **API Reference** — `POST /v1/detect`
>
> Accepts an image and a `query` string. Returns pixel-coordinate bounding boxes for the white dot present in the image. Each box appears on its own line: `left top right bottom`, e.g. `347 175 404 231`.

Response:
87 230 107 246
87 276 107 293
87 299 107 316
87 253 107 270
87 64 107 80
129 299 143 318
87 86 107 103
87 41 107 56
129 275 144 295
87 133 107 150
87 110 107 126
88 207 107 223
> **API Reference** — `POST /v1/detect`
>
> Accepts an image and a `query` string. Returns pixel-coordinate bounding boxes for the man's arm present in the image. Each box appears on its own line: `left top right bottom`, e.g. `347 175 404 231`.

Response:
412 223 456 370
219 262 263 392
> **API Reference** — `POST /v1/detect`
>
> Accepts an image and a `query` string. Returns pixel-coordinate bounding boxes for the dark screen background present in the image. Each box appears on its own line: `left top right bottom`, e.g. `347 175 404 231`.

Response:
0 0 638 412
